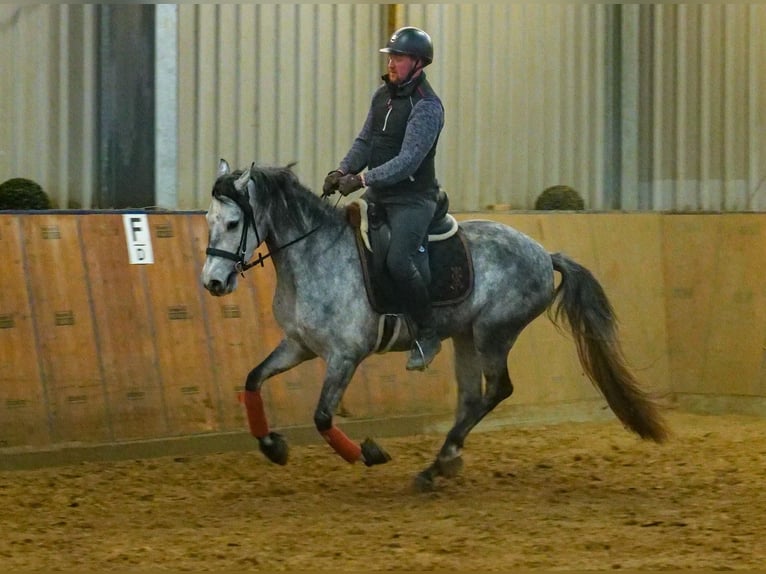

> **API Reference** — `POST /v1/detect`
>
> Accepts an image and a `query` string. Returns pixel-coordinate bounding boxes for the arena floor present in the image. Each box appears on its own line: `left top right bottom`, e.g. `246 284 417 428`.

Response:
1 411 764 570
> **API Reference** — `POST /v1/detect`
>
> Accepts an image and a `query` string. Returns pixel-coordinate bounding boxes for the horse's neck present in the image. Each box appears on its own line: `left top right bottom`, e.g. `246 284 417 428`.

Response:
264 207 327 266
266 209 350 276
265 207 313 249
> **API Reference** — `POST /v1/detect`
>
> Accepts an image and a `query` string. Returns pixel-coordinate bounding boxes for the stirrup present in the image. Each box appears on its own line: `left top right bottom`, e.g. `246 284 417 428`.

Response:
406 337 441 371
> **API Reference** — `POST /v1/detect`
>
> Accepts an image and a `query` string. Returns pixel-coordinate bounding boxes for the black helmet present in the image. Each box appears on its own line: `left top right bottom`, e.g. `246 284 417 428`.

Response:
379 26 433 66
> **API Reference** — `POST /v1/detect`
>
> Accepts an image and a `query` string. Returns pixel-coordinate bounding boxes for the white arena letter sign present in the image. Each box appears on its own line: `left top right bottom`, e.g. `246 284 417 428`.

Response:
122 214 155 264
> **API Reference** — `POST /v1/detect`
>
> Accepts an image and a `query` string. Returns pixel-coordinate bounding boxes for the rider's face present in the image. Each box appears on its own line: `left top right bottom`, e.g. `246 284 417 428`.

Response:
387 54 418 84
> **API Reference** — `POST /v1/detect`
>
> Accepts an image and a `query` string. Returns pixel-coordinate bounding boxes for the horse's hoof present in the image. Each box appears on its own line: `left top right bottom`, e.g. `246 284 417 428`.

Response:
259 432 289 465
361 438 392 467
413 471 435 492
436 455 464 479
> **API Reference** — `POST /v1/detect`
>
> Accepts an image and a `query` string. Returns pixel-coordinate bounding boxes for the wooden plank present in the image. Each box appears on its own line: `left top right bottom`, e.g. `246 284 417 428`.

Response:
20 215 109 443
6 210 766 455
354 344 455 420
79 214 167 440
589 213 670 395
512 213 599 403
400 347 455 417
268 362 325 429
142 214 220 434
354 353 425 418
700 215 766 395
0 215 50 448
661 215 719 395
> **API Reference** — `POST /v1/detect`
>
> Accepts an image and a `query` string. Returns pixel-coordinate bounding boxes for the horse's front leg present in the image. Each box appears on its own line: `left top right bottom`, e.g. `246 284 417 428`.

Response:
314 355 391 467
242 338 316 465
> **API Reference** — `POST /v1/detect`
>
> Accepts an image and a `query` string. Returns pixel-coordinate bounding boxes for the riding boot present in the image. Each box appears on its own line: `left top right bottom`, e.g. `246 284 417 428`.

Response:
406 314 442 371
399 264 442 371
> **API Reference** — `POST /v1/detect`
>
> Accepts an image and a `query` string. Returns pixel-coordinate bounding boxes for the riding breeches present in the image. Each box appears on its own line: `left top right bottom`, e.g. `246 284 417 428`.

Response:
378 196 437 325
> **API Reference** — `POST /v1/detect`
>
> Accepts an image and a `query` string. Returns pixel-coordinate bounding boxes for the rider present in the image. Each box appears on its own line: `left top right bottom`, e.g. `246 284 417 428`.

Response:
323 26 444 371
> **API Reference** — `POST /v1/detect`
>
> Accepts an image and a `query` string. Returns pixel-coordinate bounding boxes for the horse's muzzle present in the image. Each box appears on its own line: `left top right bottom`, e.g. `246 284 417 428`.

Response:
203 272 237 296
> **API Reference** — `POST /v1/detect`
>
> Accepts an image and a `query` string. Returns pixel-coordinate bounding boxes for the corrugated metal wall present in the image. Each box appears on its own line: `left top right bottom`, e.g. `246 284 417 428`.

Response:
400 4 612 210
173 4 613 211
0 5 97 209
175 4 385 209
631 4 766 211
1 4 764 212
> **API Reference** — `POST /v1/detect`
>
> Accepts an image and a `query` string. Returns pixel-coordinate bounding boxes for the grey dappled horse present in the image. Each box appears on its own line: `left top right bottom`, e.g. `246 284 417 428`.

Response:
201 160 668 491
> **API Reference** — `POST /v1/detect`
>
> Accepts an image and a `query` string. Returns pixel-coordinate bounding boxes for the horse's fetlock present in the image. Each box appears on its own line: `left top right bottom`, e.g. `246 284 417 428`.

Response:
444 431 465 451
436 453 464 478
313 409 332 432
244 373 260 392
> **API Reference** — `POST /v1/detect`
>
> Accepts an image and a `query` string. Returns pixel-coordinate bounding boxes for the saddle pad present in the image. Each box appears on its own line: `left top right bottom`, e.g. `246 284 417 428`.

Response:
353 228 474 315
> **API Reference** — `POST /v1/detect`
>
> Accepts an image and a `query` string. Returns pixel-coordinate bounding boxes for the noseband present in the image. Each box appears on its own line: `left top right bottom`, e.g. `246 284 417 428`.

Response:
205 174 321 275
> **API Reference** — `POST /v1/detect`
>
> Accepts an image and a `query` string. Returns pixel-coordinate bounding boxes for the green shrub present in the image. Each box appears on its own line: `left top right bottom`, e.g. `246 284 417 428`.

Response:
534 185 585 211
0 178 52 210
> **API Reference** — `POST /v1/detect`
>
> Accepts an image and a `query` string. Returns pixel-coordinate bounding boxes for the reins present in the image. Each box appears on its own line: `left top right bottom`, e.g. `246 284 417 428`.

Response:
205 174 323 276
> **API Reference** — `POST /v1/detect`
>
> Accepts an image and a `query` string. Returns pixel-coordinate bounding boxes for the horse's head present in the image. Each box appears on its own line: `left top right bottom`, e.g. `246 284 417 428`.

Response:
201 159 261 296
201 158 332 295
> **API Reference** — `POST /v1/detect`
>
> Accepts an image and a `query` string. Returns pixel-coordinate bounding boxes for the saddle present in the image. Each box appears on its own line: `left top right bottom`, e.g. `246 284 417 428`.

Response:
346 190 474 320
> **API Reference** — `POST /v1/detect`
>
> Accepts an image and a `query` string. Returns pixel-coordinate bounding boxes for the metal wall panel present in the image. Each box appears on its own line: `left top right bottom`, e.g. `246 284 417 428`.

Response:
96 4 156 209
0 5 97 209
631 4 766 211
175 4 385 209
401 4 613 211
173 4 616 211
2 4 765 212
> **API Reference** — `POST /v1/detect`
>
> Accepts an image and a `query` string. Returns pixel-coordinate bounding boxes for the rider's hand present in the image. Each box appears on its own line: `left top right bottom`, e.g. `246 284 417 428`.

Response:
322 170 343 196
338 173 365 196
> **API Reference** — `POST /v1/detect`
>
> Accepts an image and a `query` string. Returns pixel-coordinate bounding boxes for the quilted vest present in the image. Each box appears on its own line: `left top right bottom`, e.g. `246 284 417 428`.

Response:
368 74 442 197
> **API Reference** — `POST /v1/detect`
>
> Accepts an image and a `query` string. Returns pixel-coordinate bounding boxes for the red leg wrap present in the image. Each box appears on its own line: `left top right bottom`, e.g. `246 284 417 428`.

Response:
242 390 270 438
320 426 361 463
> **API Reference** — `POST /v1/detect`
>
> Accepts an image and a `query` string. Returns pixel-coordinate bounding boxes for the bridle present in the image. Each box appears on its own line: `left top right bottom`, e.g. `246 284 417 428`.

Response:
205 179 265 274
205 173 321 276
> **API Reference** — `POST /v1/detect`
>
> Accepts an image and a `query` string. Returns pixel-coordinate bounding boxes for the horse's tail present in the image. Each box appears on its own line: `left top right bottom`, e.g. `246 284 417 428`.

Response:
549 252 669 443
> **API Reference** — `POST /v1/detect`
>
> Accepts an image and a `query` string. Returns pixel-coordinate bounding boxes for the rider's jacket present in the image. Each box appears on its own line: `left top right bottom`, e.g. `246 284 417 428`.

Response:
368 73 442 200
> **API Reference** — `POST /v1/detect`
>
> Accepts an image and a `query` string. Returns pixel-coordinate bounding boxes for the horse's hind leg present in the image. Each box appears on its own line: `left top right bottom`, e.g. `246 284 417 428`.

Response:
415 331 515 491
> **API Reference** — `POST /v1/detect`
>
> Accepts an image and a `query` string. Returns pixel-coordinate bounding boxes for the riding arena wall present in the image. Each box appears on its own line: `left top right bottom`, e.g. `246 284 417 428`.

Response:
1 211 764 467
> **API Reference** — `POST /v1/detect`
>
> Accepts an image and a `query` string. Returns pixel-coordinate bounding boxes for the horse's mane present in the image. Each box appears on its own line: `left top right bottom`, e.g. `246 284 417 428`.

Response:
212 165 344 231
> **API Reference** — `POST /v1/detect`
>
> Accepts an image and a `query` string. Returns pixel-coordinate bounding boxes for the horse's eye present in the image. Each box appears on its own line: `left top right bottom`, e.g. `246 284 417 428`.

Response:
226 220 239 231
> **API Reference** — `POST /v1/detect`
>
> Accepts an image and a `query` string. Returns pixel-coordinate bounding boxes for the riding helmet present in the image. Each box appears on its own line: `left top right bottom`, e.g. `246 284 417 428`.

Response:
379 26 433 66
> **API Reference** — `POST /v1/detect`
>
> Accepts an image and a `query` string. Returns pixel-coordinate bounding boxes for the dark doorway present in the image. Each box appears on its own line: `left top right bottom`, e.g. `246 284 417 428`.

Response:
96 4 155 209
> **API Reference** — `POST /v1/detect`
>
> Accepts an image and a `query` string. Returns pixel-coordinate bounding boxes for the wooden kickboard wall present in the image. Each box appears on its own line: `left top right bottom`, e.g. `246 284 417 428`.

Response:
0 211 763 451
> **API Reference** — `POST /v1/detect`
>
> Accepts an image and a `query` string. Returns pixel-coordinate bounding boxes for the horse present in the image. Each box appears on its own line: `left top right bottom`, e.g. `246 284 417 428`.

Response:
200 159 669 491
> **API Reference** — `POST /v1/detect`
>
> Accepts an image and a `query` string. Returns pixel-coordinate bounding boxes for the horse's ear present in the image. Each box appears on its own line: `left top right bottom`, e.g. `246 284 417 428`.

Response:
234 166 251 192
218 159 230 177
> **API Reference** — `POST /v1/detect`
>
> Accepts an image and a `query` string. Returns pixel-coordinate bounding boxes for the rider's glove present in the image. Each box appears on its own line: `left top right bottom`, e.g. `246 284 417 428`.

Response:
322 170 344 196
338 173 365 196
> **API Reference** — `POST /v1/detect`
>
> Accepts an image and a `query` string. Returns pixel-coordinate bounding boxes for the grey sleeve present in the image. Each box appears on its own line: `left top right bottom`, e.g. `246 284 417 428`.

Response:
362 98 444 189
338 108 374 175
